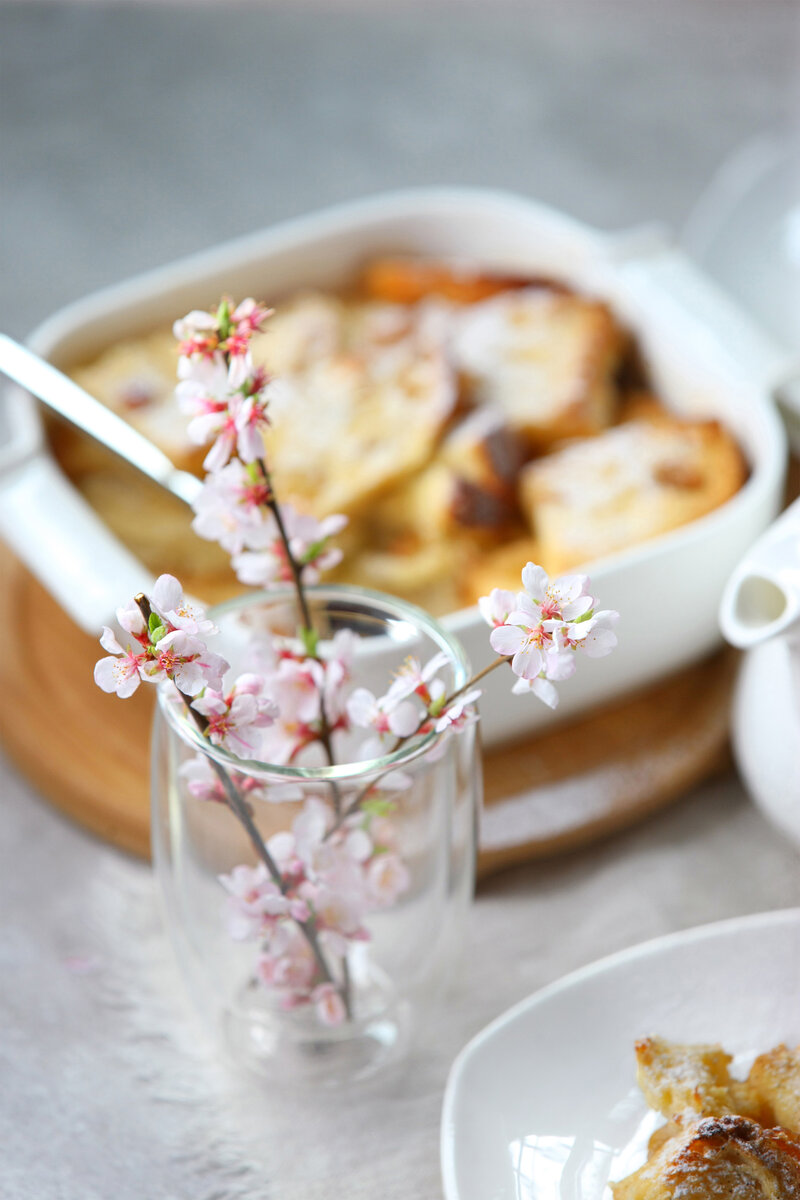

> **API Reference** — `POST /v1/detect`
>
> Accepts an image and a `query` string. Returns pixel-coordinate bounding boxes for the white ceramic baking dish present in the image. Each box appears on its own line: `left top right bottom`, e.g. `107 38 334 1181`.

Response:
24 188 789 745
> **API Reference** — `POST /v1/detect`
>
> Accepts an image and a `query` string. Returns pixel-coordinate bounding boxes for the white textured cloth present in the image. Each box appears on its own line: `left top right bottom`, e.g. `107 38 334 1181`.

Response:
4 755 800 1199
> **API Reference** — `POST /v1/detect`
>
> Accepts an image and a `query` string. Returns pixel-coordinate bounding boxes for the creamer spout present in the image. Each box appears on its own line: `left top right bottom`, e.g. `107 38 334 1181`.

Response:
720 496 800 649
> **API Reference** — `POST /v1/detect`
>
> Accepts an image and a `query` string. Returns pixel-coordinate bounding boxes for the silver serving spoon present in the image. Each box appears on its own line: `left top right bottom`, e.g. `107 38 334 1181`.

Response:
0 336 158 631
0 333 202 508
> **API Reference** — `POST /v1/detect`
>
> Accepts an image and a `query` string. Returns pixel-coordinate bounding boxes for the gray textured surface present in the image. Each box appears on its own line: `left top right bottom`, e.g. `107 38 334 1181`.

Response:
2 3 800 1198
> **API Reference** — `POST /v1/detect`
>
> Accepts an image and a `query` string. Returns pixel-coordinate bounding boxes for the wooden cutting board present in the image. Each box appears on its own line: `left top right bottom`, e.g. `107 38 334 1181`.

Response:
0 541 735 877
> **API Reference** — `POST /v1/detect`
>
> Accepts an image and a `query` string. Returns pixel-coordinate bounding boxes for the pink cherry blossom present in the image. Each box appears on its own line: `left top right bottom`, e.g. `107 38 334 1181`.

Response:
191 674 279 756
431 686 482 734
178 362 279 472
257 656 325 764
367 853 410 908
510 673 560 709
478 587 517 629
151 574 217 637
232 507 347 589
176 354 229 410
95 580 228 701
93 627 147 698
257 926 316 994
194 404 238 473
291 796 329 865
232 368 281 463
173 309 220 362
191 459 272 554
320 629 358 725
115 598 146 636
217 789 415 1023
569 608 620 657
385 651 448 707
178 754 228 803
173 308 218 344
520 563 594 624
486 563 619 706
150 628 229 695
265 829 298 868
489 608 553 680
218 863 287 940
312 983 347 1027
230 298 273 339
346 687 419 740
313 879 368 942
345 827 373 863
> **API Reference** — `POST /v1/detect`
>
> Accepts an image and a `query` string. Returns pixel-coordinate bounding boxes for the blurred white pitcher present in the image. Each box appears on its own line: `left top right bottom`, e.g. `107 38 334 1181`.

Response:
720 496 800 844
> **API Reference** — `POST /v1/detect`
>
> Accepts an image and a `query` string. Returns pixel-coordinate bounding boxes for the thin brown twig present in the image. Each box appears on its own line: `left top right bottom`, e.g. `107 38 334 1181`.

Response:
255 457 342 814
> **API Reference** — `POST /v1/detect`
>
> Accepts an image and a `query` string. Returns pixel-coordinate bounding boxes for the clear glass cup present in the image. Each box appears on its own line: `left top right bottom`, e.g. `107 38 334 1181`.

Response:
151 586 479 1087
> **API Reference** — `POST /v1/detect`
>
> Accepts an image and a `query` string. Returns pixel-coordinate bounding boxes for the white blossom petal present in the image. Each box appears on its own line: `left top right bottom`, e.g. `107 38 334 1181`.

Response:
489 624 527 656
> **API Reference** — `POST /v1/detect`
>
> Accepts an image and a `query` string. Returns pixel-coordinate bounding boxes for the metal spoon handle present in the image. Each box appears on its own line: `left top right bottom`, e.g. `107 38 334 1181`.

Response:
0 333 202 508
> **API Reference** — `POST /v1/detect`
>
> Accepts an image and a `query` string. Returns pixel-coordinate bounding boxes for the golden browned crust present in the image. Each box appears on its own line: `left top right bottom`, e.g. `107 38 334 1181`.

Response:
358 256 539 306
613 1115 800 1199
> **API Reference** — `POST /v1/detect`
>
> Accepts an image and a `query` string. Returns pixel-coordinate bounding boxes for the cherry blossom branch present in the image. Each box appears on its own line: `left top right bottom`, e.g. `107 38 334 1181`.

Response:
255 456 341 800
133 593 347 1011
443 654 512 705
325 655 512 839
177 303 349 808
256 459 314 631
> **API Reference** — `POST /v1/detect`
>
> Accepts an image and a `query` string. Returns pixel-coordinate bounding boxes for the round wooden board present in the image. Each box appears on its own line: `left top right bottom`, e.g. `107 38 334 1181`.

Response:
0 541 736 878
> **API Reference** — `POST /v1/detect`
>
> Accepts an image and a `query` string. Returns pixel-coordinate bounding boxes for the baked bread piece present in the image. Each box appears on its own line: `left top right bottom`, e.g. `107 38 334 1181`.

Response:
634 1037 766 1124
250 292 345 374
451 288 626 449
439 407 529 495
253 294 457 517
370 463 523 553
261 347 455 517
611 1114 800 1199
519 412 748 575
749 1046 800 1135
68 330 190 469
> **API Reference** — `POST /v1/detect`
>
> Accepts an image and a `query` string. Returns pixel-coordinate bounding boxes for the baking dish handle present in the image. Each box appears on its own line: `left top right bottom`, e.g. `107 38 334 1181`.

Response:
0 450 153 634
612 245 795 396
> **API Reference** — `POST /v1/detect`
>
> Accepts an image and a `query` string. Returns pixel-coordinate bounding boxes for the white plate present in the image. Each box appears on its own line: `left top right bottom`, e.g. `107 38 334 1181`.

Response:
27 189 788 743
441 908 800 1200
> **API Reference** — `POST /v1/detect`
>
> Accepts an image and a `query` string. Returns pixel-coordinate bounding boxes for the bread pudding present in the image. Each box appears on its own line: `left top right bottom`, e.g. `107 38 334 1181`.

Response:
50 258 748 612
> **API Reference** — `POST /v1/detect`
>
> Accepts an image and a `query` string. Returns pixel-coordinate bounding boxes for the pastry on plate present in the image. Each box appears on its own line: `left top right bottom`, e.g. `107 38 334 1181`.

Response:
613 1038 800 1198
